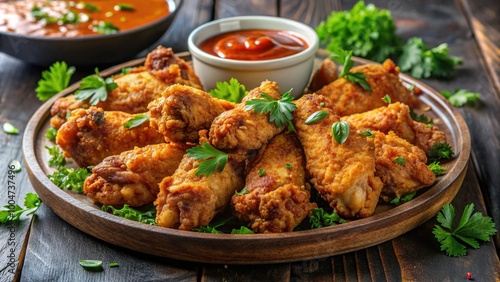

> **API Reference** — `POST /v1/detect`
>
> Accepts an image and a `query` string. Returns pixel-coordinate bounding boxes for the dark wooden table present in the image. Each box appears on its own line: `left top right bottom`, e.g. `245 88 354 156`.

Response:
1 0 499 281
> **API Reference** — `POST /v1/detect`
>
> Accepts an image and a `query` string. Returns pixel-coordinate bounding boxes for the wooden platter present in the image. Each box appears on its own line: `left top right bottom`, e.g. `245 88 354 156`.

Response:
22 51 470 264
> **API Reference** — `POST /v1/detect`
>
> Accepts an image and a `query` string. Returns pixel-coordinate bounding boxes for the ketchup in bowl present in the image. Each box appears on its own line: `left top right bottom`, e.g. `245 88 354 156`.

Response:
198 29 308 61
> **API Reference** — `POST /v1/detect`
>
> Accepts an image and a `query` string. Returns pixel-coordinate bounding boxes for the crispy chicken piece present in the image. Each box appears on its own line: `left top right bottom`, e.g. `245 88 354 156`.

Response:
56 107 165 167
84 143 188 207
148 84 235 143
293 94 383 218
155 156 245 230
209 80 285 154
341 102 447 154
50 46 202 129
308 58 339 93
316 59 420 116
232 132 314 233
370 131 436 201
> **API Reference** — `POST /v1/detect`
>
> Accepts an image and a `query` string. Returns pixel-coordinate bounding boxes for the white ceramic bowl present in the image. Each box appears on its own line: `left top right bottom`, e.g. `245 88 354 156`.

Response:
188 16 319 97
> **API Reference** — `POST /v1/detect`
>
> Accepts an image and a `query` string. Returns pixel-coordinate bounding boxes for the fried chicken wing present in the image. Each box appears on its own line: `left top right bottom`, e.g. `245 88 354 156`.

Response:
293 94 383 218
56 107 165 167
148 84 235 143
155 156 245 230
316 59 420 116
84 143 188 207
308 57 338 93
370 131 436 201
232 132 314 233
50 46 202 129
209 80 284 154
341 102 447 154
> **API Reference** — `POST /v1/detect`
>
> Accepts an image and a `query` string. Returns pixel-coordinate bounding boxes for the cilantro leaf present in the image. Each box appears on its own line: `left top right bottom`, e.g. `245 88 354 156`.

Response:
390 192 416 205
102 204 156 225
428 161 446 176
330 48 372 91
231 226 254 234
36 61 76 101
409 108 434 125
47 166 91 193
433 203 497 257
45 145 66 168
0 193 41 224
235 187 248 196
186 142 228 176
123 113 150 129
75 68 117 105
309 207 347 229
441 89 480 107
94 21 119 34
428 142 454 163
209 78 248 103
45 127 58 141
244 90 297 130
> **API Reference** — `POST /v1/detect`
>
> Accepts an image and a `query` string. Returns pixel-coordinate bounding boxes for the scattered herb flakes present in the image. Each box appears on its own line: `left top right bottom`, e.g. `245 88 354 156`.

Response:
235 187 248 196
45 145 66 168
258 169 266 177
109 262 119 268
429 161 446 176
3 122 19 135
285 163 292 169
395 156 406 166
114 3 134 11
382 94 391 104
94 21 119 34
45 127 58 141
309 207 347 229
441 89 480 107
409 108 434 125
358 129 374 138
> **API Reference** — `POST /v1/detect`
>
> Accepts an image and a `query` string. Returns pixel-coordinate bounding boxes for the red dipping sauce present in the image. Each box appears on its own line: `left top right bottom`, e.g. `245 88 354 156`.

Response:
199 29 308 61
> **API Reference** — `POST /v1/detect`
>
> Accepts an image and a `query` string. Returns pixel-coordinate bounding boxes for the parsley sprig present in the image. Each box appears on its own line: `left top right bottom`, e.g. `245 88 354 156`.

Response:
330 48 372 91
433 203 497 257
102 204 156 225
440 89 480 107
36 61 75 101
309 207 348 229
244 90 297 130
186 142 228 176
123 113 150 129
48 166 91 193
75 68 118 105
0 193 41 223
209 78 248 103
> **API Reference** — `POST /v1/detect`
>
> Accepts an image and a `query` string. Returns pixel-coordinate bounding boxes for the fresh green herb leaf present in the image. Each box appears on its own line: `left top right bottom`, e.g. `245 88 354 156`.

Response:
382 94 391 104
48 166 91 193
231 226 254 234
114 3 134 11
428 142 454 163
358 129 374 138
45 145 66 168
60 11 79 24
330 48 372 91
244 90 297 130
36 61 75 101
94 21 119 34
235 187 248 196
304 110 328 124
3 122 19 135
320 102 325 107
409 108 434 125
9 159 22 173
309 207 347 229
123 113 150 129
331 121 350 144
194 216 233 233
79 260 103 272
31 6 58 23
75 68 117 105
285 163 292 169
186 142 228 176
121 67 132 75
102 204 157 225
0 193 41 224
395 156 406 166
84 3 99 12
441 89 480 107
109 262 119 267
433 203 497 257
45 127 58 141
316 1 401 62
399 37 462 79
258 169 266 177
429 161 446 176
390 192 416 205
209 78 248 103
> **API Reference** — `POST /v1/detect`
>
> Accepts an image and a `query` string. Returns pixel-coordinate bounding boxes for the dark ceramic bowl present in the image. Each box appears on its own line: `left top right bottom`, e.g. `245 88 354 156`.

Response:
0 0 182 66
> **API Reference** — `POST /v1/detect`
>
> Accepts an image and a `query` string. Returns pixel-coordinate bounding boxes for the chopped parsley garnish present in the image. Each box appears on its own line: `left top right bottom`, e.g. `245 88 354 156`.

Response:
382 94 391 104
258 169 266 177
79 260 103 272
330 48 372 91
358 129 375 138
45 145 66 168
235 187 248 196
309 207 347 229
186 142 228 177
390 192 416 205
48 166 91 193
409 108 434 125
36 61 75 101
395 156 406 166
94 21 119 34
440 89 480 107
231 226 254 234
428 161 446 176
109 262 119 268
123 113 150 129
244 90 297 131
84 3 100 12
304 110 328 124
285 163 292 169
398 37 462 79
114 4 135 11
428 142 454 163
75 68 118 105
3 122 19 135
433 203 497 257
0 193 41 224
209 78 247 103
102 204 157 225
331 121 350 145
45 127 58 141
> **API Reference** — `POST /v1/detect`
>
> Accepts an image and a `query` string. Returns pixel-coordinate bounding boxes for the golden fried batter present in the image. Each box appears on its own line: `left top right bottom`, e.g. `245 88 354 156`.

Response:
308 57 339 93
56 107 165 167
232 132 314 233
209 80 284 153
50 46 202 129
293 94 383 218
369 131 436 201
84 143 188 207
148 84 235 143
155 156 245 230
316 59 420 116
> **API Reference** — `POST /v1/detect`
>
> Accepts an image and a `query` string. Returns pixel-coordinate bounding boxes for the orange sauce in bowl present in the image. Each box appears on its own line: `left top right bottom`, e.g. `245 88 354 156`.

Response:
0 0 171 37
199 29 308 61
